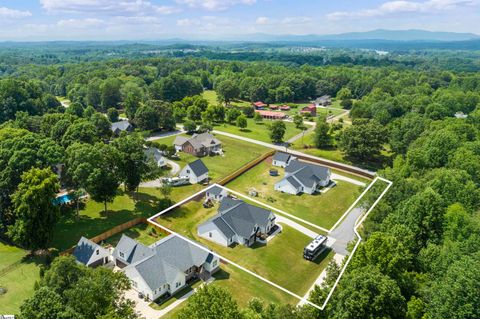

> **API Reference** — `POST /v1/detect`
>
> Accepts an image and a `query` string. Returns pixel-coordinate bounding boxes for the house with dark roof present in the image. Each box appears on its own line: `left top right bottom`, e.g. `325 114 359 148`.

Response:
205 185 228 202
73 237 110 267
179 159 209 184
113 234 219 301
111 120 133 135
198 198 276 247
173 133 222 157
272 151 297 168
274 159 331 195
144 147 167 167
315 95 332 107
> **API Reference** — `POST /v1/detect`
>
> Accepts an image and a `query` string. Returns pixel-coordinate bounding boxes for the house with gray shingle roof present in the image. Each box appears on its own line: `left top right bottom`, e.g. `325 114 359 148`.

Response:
73 237 110 267
173 133 222 157
179 159 209 184
114 234 219 302
144 147 167 167
272 151 296 168
205 185 228 202
198 198 276 247
111 120 133 135
274 159 331 195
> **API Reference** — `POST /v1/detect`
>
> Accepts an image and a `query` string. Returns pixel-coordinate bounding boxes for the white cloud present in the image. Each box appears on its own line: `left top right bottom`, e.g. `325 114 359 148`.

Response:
176 0 256 11
255 16 312 26
0 7 32 18
57 18 105 28
327 0 479 20
255 16 271 25
40 0 179 15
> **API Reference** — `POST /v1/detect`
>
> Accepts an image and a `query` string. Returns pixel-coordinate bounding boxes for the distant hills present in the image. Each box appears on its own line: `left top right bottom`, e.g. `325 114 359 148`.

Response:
230 29 480 42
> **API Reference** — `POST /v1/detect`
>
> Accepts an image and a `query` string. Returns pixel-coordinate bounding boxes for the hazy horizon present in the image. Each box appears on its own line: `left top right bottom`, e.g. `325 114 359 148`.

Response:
0 0 479 41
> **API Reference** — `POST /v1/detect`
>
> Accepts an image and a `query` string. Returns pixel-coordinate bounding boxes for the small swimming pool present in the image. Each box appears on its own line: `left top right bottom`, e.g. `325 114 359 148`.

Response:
54 194 72 205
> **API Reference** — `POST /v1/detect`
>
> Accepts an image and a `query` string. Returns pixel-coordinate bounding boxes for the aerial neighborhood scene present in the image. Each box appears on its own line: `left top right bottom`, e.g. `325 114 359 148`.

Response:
1 1 480 319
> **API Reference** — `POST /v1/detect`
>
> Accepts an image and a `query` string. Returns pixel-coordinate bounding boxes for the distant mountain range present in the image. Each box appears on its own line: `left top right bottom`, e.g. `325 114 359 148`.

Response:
228 29 480 42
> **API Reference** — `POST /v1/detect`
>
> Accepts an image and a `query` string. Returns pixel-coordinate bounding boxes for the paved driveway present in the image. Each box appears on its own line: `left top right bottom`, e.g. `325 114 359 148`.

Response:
329 207 364 256
331 173 366 186
139 160 181 188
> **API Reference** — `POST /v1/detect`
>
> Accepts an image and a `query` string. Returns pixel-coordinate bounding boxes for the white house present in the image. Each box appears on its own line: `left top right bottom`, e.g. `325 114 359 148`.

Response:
272 152 296 168
274 159 331 195
113 234 219 302
205 186 228 202
198 198 276 247
144 147 168 167
73 237 110 267
179 159 209 184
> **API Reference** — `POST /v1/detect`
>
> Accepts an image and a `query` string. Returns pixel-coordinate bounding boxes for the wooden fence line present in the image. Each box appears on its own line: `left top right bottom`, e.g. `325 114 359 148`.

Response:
61 217 147 255
216 150 275 186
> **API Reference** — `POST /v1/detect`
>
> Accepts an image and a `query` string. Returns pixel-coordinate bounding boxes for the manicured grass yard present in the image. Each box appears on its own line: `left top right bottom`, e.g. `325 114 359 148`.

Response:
0 242 42 315
290 131 347 164
103 223 164 247
156 200 333 296
153 134 269 181
213 119 303 144
226 161 363 229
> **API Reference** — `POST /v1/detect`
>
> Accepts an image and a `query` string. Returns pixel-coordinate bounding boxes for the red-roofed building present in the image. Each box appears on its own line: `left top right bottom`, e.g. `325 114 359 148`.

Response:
255 110 287 120
279 105 290 111
300 104 317 116
269 105 279 110
253 101 267 109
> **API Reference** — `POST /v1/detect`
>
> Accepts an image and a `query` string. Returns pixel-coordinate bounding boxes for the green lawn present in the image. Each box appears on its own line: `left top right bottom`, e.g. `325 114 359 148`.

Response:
150 279 203 310
226 161 363 229
153 134 269 181
214 119 303 144
156 200 333 296
290 131 347 164
103 223 164 247
51 184 203 251
0 242 42 315
161 262 299 319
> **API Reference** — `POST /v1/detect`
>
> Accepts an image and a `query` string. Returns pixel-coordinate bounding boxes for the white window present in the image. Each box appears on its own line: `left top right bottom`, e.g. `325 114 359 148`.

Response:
96 249 99 255
176 282 181 288
212 260 218 268
131 280 137 288
209 232 212 238
119 252 124 258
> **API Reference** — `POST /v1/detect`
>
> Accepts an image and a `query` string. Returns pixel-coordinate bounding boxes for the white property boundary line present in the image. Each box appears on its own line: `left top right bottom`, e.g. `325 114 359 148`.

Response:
147 177 392 310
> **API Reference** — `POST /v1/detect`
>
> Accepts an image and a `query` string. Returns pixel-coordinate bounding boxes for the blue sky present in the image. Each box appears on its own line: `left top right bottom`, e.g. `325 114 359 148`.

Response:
0 0 479 40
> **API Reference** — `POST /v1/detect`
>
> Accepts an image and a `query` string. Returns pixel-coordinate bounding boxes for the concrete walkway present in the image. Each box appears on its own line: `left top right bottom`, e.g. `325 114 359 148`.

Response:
275 215 319 239
331 173 366 187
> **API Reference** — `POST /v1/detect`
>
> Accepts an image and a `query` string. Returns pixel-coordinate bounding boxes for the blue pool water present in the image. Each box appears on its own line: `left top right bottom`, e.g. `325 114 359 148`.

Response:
54 194 72 205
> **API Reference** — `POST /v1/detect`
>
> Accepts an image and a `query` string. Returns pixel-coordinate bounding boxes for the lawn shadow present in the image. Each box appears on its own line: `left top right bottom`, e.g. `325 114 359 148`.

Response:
212 268 231 281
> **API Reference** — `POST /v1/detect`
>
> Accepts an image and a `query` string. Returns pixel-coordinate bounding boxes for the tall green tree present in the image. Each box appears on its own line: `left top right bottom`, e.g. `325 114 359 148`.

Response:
178 285 241 319
269 121 286 143
313 115 331 148
66 143 121 212
112 134 150 192
338 119 387 160
7 167 60 249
